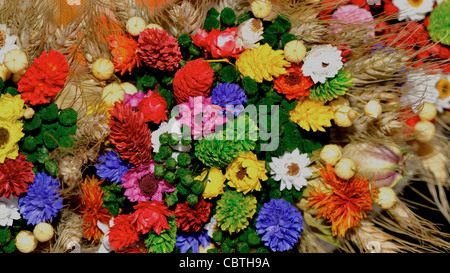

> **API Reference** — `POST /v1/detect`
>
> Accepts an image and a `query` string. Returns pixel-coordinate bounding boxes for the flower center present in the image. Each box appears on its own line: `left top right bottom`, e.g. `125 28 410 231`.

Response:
284 72 302 86
407 0 423 7
138 173 159 196
0 30 6 48
436 78 450 99
322 62 329 68
286 163 300 176
236 166 247 180
0 127 9 149
250 19 263 32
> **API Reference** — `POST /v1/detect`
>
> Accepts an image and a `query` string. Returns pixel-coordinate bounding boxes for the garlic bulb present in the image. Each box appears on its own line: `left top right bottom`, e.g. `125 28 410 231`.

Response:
364 99 382 119
375 187 397 209
15 230 38 253
0 63 11 82
418 102 437 121
33 222 54 242
12 69 26 84
4 49 28 74
101 82 125 107
320 144 342 166
126 17 146 36
284 40 307 64
146 24 163 31
334 105 357 127
251 0 272 19
342 142 408 188
120 82 138 95
413 120 435 143
92 58 115 81
334 158 356 180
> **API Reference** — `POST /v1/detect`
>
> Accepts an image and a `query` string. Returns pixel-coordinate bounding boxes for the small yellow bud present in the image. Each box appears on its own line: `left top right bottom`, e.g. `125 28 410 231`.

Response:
33 222 54 243
4 49 28 74
375 187 397 209
12 69 26 84
0 63 11 82
364 99 382 119
284 40 307 64
15 230 38 253
320 144 342 166
414 120 435 143
101 82 125 107
126 17 146 36
146 24 163 31
120 82 138 95
251 0 272 19
418 102 437 121
92 58 115 81
334 158 356 180
334 105 357 127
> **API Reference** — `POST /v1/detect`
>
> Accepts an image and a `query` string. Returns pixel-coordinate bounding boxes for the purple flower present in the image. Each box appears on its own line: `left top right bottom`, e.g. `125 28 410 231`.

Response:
211 83 247 117
18 172 63 225
255 198 303 252
175 230 210 253
96 150 131 183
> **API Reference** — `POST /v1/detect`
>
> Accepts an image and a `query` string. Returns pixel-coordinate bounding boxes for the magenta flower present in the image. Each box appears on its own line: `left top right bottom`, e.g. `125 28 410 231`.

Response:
121 161 175 202
124 90 146 110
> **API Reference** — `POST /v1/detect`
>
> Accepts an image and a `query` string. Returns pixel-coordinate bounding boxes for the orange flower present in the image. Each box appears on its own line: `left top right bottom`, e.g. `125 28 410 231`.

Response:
307 163 377 238
79 176 112 242
108 34 141 75
274 64 314 100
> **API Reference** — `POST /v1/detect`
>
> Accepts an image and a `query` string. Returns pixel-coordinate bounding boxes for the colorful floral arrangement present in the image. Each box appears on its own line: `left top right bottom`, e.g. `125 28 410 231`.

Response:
0 0 449 254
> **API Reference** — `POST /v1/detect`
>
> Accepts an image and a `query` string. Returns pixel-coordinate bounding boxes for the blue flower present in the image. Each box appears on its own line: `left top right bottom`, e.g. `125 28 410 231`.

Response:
18 172 63 225
211 83 247 117
95 150 131 183
175 230 210 253
255 198 304 252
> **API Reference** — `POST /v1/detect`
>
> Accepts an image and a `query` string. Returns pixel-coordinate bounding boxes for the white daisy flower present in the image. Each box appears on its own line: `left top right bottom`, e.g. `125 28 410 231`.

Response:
151 117 191 154
301 44 343 84
0 195 21 227
269 148 313 191
392 0 435 21
203 215 218 238
235 18 264 50
0 24 20 63
400 71 450 113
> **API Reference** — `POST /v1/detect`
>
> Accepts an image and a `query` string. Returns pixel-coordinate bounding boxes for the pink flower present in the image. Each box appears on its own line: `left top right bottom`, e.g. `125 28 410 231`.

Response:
331 5 375 37
121 161 175 202
191 28 209 49
124 90 146 110
176 96 227 139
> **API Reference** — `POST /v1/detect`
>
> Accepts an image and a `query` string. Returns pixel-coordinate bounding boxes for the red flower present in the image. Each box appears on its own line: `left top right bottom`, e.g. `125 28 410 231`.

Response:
108 214 140 251
191 28 209 49
129 200 174 235
207 28 243 59
191 28 243 59
18 49 69 106
79 176 112 243
0 153 34 198
307 164 377 238
175 198 212 232
108 34 141 75
137 28 181 71
137 90 168 124
274 64 314 100
173 59 214 104
108 102 153 166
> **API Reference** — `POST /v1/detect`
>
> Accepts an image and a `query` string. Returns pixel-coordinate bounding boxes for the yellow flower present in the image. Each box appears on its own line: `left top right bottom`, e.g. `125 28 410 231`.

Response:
225 151 268 194
196 167 226 200
0 93 24 122
235 43 290 83
289 97 334 132
0 120 24 163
